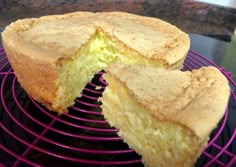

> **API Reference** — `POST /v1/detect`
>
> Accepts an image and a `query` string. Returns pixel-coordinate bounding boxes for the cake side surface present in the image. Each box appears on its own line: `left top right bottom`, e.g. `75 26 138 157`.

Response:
2 31 60 111
101 63 230 166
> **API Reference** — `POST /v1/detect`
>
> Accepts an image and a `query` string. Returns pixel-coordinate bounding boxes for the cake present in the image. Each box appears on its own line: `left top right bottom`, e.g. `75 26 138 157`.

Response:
101 63 230 167
1 11 190 113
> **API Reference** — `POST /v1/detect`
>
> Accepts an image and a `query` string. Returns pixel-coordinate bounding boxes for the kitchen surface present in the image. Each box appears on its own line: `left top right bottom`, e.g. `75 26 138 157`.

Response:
0 0 235 35
0 0 236 167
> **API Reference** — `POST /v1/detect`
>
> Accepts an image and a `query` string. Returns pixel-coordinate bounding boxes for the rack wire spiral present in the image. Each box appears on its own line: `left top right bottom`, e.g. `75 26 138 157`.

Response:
0 48 236 167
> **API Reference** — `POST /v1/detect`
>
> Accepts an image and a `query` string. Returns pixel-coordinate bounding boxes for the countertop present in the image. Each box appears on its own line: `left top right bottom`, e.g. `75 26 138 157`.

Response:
189 34 236 81
0 0 236 36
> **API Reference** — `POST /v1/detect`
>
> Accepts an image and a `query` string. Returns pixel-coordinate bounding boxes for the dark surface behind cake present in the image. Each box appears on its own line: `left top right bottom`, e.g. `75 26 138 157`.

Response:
0 0 236 36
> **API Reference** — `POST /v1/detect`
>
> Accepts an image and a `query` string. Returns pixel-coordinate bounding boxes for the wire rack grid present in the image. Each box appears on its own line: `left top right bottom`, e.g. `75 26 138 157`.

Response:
0 48 236 167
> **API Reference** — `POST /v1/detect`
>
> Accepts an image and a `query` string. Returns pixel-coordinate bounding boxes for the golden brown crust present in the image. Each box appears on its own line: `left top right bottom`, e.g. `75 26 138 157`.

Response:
2 35 60 110
105 63 230 139
2 11 190 66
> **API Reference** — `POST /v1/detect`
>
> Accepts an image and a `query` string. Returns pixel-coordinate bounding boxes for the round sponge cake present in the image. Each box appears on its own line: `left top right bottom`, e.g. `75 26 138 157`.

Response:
1 11 190 113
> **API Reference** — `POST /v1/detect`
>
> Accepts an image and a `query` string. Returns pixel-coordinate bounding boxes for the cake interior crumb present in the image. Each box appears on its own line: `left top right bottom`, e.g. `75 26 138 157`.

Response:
55 29 164 111
102 74 207 167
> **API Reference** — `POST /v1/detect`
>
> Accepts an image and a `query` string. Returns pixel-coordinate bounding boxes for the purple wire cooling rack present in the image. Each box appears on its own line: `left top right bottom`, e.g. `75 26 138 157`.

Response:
0 48 236 167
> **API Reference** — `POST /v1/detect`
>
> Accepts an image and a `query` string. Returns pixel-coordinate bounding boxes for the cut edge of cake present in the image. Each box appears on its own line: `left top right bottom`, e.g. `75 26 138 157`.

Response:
101 63 230 167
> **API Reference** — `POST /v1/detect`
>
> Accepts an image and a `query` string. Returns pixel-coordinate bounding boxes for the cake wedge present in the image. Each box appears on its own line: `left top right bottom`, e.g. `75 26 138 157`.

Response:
101 63 230 167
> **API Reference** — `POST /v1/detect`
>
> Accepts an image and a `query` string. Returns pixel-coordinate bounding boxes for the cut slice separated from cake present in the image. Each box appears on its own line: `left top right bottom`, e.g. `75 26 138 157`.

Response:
1 11 190 113
101 63 230 167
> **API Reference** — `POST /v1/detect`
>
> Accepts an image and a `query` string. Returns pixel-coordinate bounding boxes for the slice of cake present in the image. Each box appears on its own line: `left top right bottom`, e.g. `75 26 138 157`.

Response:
1 11 190 113
101 63 230 167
